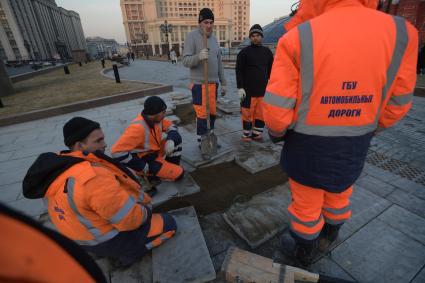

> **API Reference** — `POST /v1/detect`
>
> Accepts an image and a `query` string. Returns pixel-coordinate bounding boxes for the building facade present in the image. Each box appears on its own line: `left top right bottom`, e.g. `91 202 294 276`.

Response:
0 0 86 62
381 0 425 45
120 0 250 57
86 36 119 59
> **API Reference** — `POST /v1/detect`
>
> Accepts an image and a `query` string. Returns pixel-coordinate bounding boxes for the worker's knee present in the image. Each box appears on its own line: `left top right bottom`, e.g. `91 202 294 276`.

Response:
161 213 177 233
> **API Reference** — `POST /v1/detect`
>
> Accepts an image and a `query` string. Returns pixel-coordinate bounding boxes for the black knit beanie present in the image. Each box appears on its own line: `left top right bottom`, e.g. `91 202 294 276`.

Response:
63 117 100 147
249 24 263 37
198 8 214 23
142 96 167 115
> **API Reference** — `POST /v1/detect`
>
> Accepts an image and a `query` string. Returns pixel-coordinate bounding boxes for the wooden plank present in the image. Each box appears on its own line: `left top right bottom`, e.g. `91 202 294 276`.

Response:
221 247 320 283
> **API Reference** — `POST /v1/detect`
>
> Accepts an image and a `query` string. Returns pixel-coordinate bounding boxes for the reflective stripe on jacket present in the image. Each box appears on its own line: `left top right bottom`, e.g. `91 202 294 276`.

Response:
45 151 151 246
111 114 177 159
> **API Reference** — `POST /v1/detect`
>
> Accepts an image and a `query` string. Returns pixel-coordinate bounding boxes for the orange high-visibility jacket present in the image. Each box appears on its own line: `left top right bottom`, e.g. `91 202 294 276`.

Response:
112 114 177 158
264 0 418 138
284 0 380 32
44 151 151 246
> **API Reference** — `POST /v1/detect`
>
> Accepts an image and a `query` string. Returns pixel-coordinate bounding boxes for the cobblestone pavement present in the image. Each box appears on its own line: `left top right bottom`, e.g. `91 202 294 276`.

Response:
1 60 425 282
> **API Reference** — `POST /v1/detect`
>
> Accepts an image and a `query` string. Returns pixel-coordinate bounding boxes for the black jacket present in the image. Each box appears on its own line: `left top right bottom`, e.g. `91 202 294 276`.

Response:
236 44 274 97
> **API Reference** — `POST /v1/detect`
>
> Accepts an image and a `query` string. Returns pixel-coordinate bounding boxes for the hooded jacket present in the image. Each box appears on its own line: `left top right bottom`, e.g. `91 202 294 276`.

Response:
23 151 151 246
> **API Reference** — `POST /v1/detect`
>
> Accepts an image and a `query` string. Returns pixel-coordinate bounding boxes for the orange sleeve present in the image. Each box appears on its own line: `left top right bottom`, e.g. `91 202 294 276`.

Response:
263 32 300 136
87 168 148 231
379 22 418 128
111 123 146 153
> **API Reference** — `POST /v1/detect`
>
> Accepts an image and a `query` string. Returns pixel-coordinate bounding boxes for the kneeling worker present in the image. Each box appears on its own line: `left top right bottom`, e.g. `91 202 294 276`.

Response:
23 117 177 266
112 96 184 189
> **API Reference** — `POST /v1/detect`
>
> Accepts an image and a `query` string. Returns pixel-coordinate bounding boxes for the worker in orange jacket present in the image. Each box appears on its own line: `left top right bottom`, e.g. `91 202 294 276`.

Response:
263 0 418 266
111 96 184 194
23 117 177 266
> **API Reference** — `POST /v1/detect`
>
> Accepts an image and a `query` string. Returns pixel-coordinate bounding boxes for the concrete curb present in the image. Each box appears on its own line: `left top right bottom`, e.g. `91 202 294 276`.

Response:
0 84 173 127
10 63 74 83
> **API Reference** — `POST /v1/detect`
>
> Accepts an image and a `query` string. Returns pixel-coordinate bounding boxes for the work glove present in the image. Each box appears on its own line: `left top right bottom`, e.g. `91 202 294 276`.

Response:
238 88 246 102
198 48 209 61
165 140 175 156
221 85 226 97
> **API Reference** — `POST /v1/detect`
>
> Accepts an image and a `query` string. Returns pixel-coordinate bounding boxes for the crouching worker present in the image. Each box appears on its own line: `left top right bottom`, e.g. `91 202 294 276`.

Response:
111 96 184 192
22 117 177 266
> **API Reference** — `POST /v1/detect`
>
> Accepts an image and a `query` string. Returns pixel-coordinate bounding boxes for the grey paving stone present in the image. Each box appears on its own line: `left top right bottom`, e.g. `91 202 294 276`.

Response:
222 184 291 248
0 168 27 186
0 151 14 162
94 258 111 283
0 182 21 202
182 140 233 168
0 156 35 174
110 254 152 283
386 189 425 219
152 206 216 283
9 143 62 160
362 163 400 183
389 178 425 200
6 198 47 218
378 204 425 245
234 142 281 174
331 219 425 283
151 174 200 207
200 213 248 257
216 99 240 114
355 175 397 198
341 186 392 237
310 257 356 282
411 266 425 283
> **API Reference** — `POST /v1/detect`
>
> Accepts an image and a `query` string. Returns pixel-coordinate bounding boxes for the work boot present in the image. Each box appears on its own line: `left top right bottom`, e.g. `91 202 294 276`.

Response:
241 134 252 142
145 187 158 197
251 134 264 142
318 223 342 253
280 232 318 267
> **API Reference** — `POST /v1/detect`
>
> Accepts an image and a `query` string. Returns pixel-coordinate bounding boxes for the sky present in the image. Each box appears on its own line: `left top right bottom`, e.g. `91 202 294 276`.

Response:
55 0 293 44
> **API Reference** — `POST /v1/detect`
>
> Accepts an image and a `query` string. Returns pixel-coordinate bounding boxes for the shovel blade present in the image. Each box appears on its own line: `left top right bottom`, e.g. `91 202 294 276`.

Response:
200 133 218 159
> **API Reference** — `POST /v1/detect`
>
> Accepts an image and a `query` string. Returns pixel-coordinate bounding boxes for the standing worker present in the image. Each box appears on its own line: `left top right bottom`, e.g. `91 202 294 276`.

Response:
183 8 227 146
263 0 418 266
23 117 177 266
236 24 274 141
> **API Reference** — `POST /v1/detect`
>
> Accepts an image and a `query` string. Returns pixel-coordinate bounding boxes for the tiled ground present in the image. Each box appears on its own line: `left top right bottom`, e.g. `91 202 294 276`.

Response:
1 62 425 282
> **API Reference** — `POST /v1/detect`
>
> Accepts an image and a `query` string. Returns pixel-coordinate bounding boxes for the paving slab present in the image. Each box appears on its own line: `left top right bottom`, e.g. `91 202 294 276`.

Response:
216 99 240 114
411 266 425 283
389 177 425 200
110 254 153 283
331 218 425 283
0 151 14 162
355 174 397 198
94 258 112 283
222 183 291 249
386 189 425 219
234 142 281 174
152 174 200 207
309 257 356 282
362 163 400 183
378 204 425 245
199 212 248 257
340 186 392 238
152 206 216 283
181 140 233 168
0 182 21 202
5 198 47 218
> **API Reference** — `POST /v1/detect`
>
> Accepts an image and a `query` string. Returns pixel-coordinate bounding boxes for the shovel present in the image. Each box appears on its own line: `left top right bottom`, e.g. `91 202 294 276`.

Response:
200 28 218 159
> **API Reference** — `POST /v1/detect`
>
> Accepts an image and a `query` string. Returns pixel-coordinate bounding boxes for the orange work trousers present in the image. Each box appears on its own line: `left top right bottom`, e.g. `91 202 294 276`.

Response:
288 178 353 243
241 96 265 138
191 83 218 137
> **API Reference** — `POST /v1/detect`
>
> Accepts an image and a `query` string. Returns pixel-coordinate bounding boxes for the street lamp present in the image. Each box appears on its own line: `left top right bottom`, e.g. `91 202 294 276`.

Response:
160 20 173 60
138 31 149 60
